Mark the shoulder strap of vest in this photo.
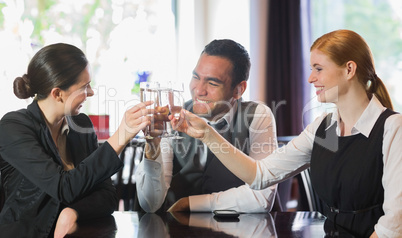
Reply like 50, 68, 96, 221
230, 100, 258, 155
238, 100, 258, 125
368, 108, 397, 138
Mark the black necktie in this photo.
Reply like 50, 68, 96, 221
210, 119, 227, 133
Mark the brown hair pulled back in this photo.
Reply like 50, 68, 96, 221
13, 43, 88, 100
311, 29, 393, 110
13, 74, 34, 99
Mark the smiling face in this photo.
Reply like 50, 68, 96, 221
189, 53, 238, 121
62, 66, 94, 115
308, 49, 349, 104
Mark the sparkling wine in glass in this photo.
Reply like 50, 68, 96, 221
157, 83, 172, 138
140, 81, 159, 140
169, 82, 185, 139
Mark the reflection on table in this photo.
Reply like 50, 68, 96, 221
66, 211, 329, 238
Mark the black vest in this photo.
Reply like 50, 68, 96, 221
163, 99, 257, 210
310, 109, 395, 237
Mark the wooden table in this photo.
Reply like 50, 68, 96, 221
66, 211, 328, 237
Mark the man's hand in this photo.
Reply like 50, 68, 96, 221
168, 197, 190, 212
54, 207, 78, 238
143, 106, 168, 160
144, 138, 161, 160
146, 105, 169, 138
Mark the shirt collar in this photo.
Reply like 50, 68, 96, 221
61, 118, 70, 135
327, 95, 386, 137
206, 98, 239, 126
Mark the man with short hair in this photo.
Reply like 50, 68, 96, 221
136, 39, 278, 213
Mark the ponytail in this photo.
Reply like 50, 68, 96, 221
369, 74, 393, 110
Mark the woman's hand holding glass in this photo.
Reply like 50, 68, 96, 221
169, 109, 210, 142
116, 101, 154, 142
106, 100, 153, 156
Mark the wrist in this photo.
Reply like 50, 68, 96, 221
145, 139, 161, 160
107, 132, 129, 155
200, 124, 214, 144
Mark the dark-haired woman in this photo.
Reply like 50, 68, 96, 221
171, 30, 402, 237
0, 43, 151, 238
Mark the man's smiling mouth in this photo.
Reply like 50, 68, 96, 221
196, 98, 211, 104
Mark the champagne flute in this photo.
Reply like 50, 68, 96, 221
169, 82, 185, 139
157, 82, 172, 138
140, 81, 159, 140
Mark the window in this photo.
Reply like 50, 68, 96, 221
0, 0, 251, 136
0, 0, 176, 133
310, 0, 402, 117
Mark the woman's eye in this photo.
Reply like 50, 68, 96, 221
81, 84, 89, 91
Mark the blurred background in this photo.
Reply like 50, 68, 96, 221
1, 0, 402, 136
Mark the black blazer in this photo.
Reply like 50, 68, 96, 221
0, 100, 123, 237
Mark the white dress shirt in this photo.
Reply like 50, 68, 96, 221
135, 101, 278, 213
251, 96, 402, 237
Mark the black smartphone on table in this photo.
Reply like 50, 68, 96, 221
213, 210, 240, 222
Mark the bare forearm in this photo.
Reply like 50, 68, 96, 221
106, 131, 128, 155
202, 126, 257, 184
